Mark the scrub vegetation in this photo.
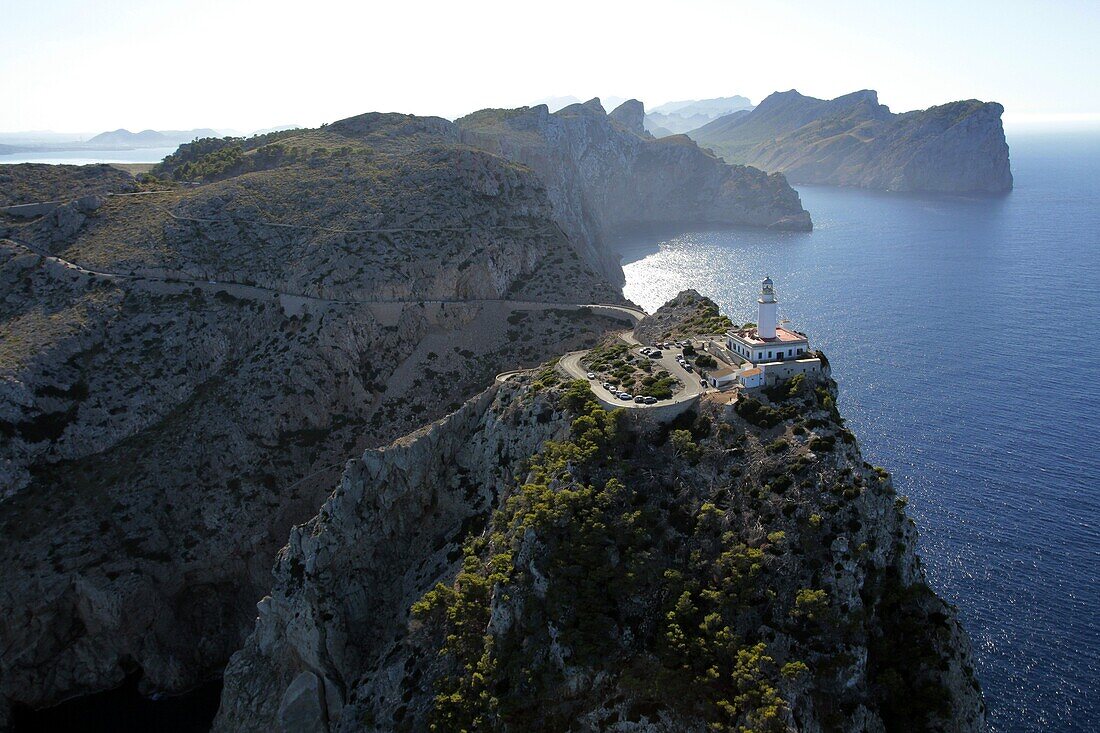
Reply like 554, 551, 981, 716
407, 373, 965, 731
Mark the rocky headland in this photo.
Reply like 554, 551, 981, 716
689, 90, 1013, 193
214, 295, 985, 732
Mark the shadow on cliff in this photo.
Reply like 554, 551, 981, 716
11, 675, 221, 733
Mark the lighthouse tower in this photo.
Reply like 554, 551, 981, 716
757, 277, 778, 339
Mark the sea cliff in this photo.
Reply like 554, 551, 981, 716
689, 90, 1013, 193
458, 98, 812, 284
215, 297, 985, 732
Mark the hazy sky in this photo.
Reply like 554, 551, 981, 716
3, 0, 1098, 133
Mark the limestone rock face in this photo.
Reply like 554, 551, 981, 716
458, 99, 812, 284
690, 90, 1013, 193
608, 99, 649, 137
214, 381, 571, 732
633, 288, 731, 343
213, 359, 986, 732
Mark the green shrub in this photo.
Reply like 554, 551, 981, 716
735, 396, 783, 428
670, 429, 698, 458
790, 588, 829, 622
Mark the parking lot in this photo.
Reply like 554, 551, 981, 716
558, 338, 709, 410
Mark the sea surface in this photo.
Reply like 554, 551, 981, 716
621, 129, 1100, 732
0, 147, 176, 165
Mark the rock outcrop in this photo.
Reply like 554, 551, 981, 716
457, 98, 812, 284
214, 380, 571, 732
633, 288, 734, 343
214, 299, 985, 731
689, 90, 1013, 193
608, 99, 649, 137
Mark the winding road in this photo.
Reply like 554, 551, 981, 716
0, 236, 646, 323
3, 226, 691, 413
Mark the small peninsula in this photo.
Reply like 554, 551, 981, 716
216, 287, 986, 732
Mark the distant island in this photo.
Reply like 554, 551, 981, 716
84, 128, 220, 148
687, 90, 1013, 193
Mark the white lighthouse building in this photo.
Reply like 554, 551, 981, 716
757, 276, 779, 339
724, 278, 820, 387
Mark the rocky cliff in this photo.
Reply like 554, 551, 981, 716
457, 99, 812, 284
214, 331, 985, 731
689, 90, 1013, 193
0, 113, 630, 724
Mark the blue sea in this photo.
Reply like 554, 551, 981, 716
621, 129, 1100, 732
0, 147, 176, 165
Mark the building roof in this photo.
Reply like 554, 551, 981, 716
710, 367, 737, 378
740, 367, 762, 377
728, 326, 808, 346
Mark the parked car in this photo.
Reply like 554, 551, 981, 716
649, 350, 663, 359
700, 379, 708, 387
586, 372, 596, 379
684, 365, 694, 373
640, 347, 651, 355
634, 395, 646, 403
644, 396, 657, 404
620, 393, 633, 401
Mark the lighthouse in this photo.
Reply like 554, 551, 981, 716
757, 276, 778, 339
725, 277, 820, 386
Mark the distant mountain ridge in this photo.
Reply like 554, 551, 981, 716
457, 97, 811, 281
86, 128, 220, 148
645, 95, 755, 136
689, 89, 1013, 193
